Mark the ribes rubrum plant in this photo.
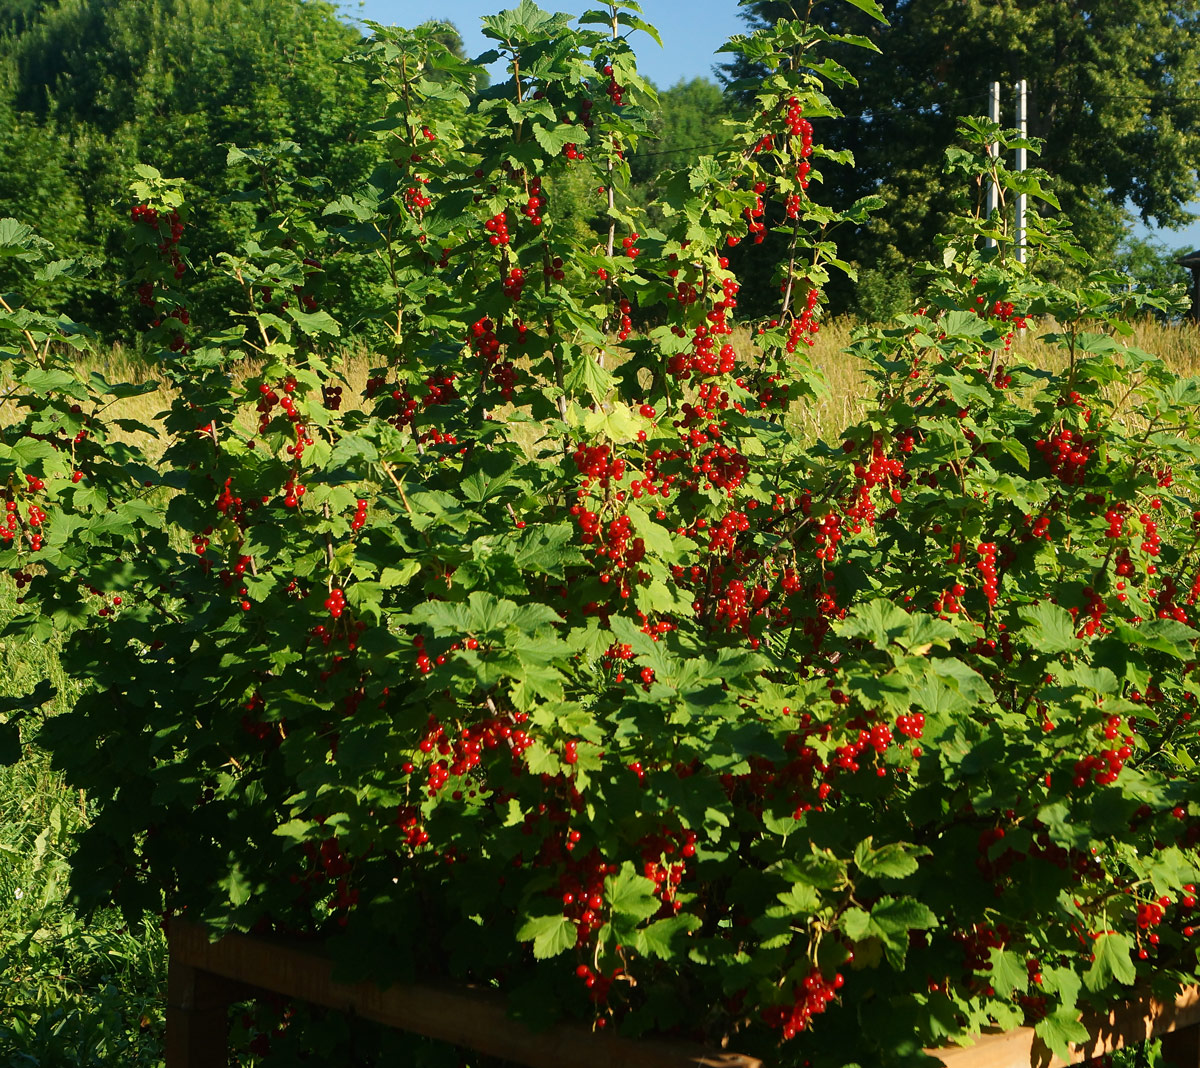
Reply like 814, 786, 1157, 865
4, 3, 1200, 1066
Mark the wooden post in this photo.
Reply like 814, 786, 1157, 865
1163, 1025, 1200, 1068
166, 956, 234, 1068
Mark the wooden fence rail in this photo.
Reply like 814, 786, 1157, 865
166, 920, 1200, 1068
167, 920, 759, 1068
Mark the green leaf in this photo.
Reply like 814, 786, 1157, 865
19, 368, 77, 394
1019, 601, 1083, 655
273, 819, 317, 842
219, 864, 255, 907
516, 913, 576, 959
776, 883, 821, 913
634, 914, 699, 959
532, 124, 576, 156
605, 861, 660, 921
327, 435, 379, 469
781, 849, 846, 890
987, 947, 1029, 998
1000, 437, 1029, 470
836, 0, 887, 23
870, 896, 937, 937
841, 907, 873, 942
563, 348, 613, 401
1035, 1008, 1089, 1063
285, 306, 341, 337
836, 601, 912, 650
853, 838, 929, 880
942, 309, 990, 337
616, 11, 663, 46
1083, 933, 1136, 991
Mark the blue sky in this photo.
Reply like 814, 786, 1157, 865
344, 0, 745, 89
342, 0, 1200, 253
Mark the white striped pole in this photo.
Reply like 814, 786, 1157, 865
1015, 79, 1027, 263
986, 81, 1000, 249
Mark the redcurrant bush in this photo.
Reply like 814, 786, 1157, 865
3, 6, 1200, 1068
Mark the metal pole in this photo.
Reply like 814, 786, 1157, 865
986, 81, 1000, 249
1015, 79, 1027, 263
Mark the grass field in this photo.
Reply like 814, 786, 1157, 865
2, 315, 1198, 1064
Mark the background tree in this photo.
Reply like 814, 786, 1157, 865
0, 0, 378, 338
630, 78, 730, 208
1112, 235, 1192, 310
723, 0, 1200, 316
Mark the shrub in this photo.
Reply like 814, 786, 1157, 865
4, 4, 1200, 1065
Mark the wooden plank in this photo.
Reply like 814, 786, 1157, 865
165, 956, 235, 1068
928, 985, 1200, 1068
168, 921, 761, 1068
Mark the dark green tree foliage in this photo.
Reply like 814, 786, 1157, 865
631, 78, 730, 192
0, 0, 378, 338
724, 0, 1200, 315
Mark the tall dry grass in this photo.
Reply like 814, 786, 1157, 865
8, 316, 1200, 449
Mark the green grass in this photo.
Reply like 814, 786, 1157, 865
0, 576, 168, 1066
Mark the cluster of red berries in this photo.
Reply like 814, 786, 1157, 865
406, 713, 530, 798
785, 288, 821, 351
712, 578, 769, 632
324, 588, 346, 619
762, 968, 844, 1040
521, 177, 546, 227
1139, 511, 1161, 558
484, 212, 510, 246
503, 266, 525, 301
603, 64, 622, 106
132, 203, 186, 279
405, 183, 432, 211
2, 498, 43, 551
1071, 715, 1133, 787
572, 441, 626, 486
694, 443, 749, 494
668, 325, 737, 381
1035, 429, 1092, 485
785, 95, 814, 188
813, 512, 843, 563
621, 231, 640, 258
557, 848, 615, 945
744, 182, 767, 243
705, 510, 750, 555
282, 477, 306, 509
640, 825, 696, 911
976, 542, 999, 607
616, 296, 632, 340
574, 963, 622, 1004
1075, 586, 1108, 637
292, 838, 359, 924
